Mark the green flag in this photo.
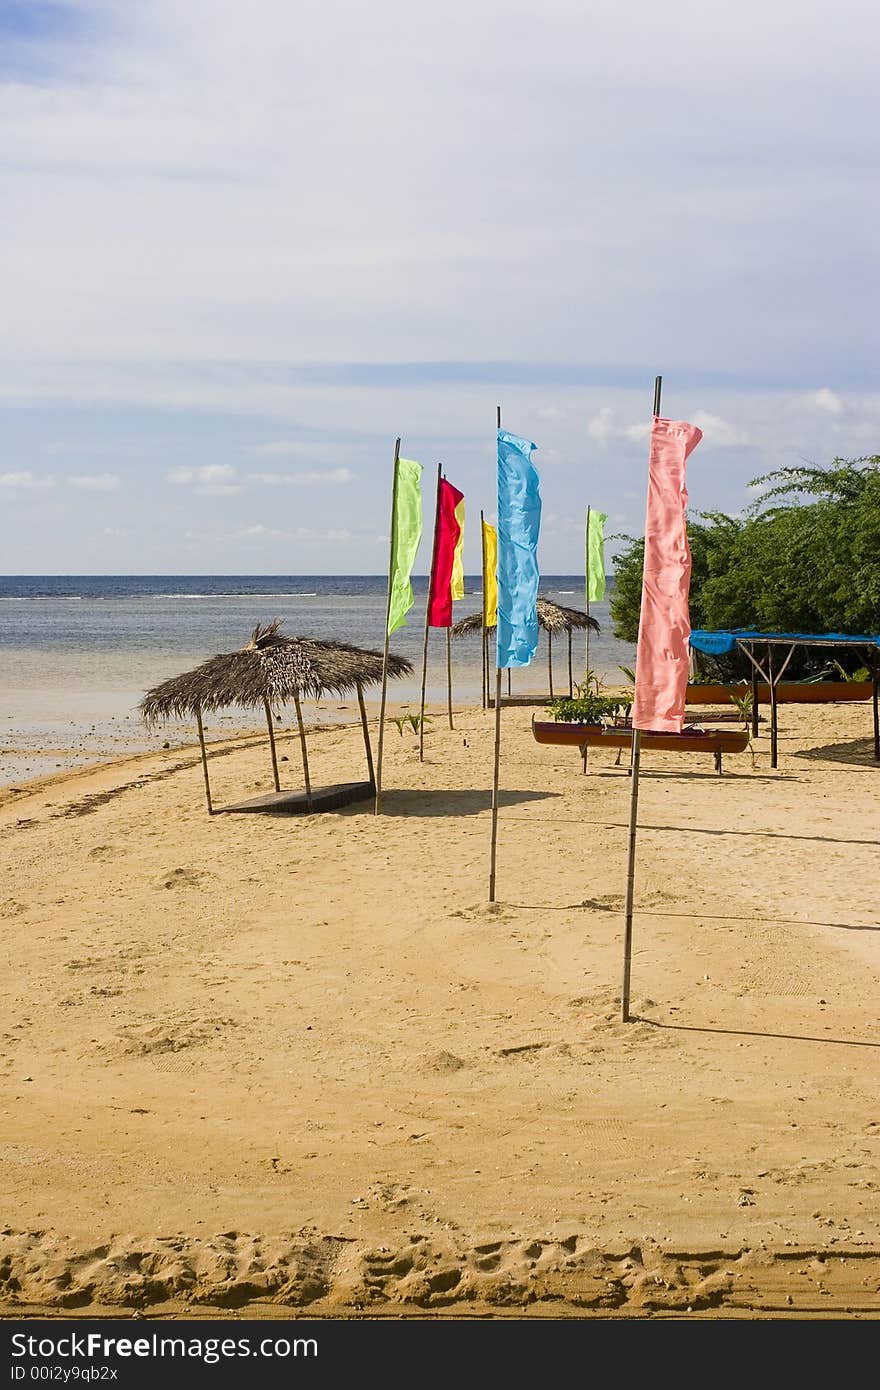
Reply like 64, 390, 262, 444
387, 456, 423, 635
586, 507, 608, 604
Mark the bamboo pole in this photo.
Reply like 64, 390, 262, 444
497, 405, 510, 702
488, 665, 503, 902
419, 463, 444, 762
621, 372, 662, 1023
548, 630, 554, 699
480, 508, 488, 709
292, 691, 311, 803
585, 505, 592, 679
446, 627, 454, 729
767, 643, 778, 769
195, 705, 213, 815
374, 437, 401, 814
356, 682, 375, 789
263, 696, 281, 792
568, 628, 573, 698
583, 506, 592, 775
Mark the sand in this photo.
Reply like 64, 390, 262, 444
1, 695, 879, 1320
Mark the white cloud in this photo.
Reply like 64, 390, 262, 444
69, 472, 122, 490
691, 412, 748, 447
167, 463, 242, 495
586, 408, 650, 445
0, 471, 55, 489
807, 388, 844, 415
248, 468, 355, 486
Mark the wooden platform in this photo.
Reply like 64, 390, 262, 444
219, 781, 375, 815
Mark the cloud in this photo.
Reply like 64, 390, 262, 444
0, 470, 55, 489
167, 463, 242, 495
690, 412, 748, 447
806, 388, 844, 415
68, 472, 122, 490
248, 468, 355, 486
586, 408, 650, 445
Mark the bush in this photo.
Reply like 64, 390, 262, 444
610, 456, 880, 680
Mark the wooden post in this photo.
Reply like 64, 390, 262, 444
497, 405, 511, 702
292, 692, 311, 803
195, 705, 213, 815
567, 628, 573, 698
480, 508, 488, 709
446, 627, 454, 729
356, 682, 375, 789
548, 629, 554, 699
621, 372, 662, 1023
374, 437, 400, 814
419, 463, 443, 762
585, 504, 592, 680
751, 664, 759, 739
873, 663, 880, 762
263, 695, 281, 792
488, 665, 503, 901
767, 643, 778, 769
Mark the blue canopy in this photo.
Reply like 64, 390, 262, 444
689, 629, 880, 656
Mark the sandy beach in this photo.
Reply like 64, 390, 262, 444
1, 694, 878, 1320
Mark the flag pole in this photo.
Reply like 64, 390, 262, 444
374, 436, 401, 815
480, 508, 488, 709
585, 505, 592, 679
583, 505, 591, 772
419, 463, 443, 761
621, 375, 661, 1021
497, 404, 511, 701
488, 664, 503, 902
446, 628, 454, 729
488, 408, 504, 901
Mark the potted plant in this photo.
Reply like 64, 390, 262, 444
545, 669, 630, 727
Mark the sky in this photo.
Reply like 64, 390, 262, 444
1, 0, 877, 575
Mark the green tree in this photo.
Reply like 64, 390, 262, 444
611, 456, 880, 679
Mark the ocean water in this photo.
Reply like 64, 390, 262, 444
0, 575, 636, 787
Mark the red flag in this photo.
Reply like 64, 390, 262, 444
631, 416, 703, 733
427, 479, 465, 627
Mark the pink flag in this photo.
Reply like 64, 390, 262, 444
631, 416, 703, 733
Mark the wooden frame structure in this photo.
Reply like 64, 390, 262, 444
690, 634, 880, 769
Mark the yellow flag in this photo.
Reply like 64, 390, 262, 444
482, 519, 498, 628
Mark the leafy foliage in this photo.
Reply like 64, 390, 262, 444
546, 669, 632, 725
611, 456, 880, 680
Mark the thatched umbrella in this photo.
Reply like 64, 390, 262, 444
140, 620, 412, 813
452, 596, 600, 698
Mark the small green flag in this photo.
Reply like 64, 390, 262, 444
586, 508, 607, 604
387, 456, 423, 635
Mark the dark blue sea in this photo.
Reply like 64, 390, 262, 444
0, 575, 635, 786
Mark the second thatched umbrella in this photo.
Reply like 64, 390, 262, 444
452, 596, 600, 700
139, 620, 412, 814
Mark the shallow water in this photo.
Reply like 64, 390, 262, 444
0, 575, 636, 786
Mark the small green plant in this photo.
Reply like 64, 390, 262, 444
831, 660, 870, 683
727, 687, 757, 767
391, 713, 432, 736
547, 673, 629, 726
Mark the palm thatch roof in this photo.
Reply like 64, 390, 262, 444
452, 596, 600, 639
140, 619, 412, 726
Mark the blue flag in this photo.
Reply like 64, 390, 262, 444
496, 429, 541, 669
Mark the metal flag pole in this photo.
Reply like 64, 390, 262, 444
374, 437, 401, 815
621, 374, 662, 1023
419, 463, 444, 762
